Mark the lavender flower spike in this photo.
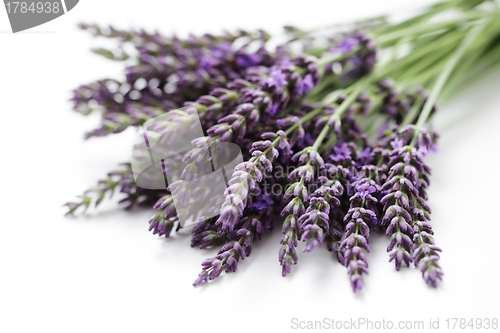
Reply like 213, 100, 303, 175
381, 143, 417, 271
382, 125, 443, 286
340, 173, 380, 292
216, 131, 290, 234
193, 213, 265, 285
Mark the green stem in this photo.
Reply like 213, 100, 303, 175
440, 26, 500, 102
375, 28, 466, 81
378, 11, 486, 47
284, 107, 324, 136
374, 0, 461, 35
400, 95, 425, 128
441, 45, 500, 103
411, 17, 491, 145
318, 47, 360, 66
312, 82, 366, 152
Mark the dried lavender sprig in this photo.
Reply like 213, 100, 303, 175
325, 144, 370, 268
317, 92, 387, 291
148, 194, 180, 237
292, 147, 327, 252
380, 141, 417, 271
279, 146, 324, 275
339, 183, 373, 292
189, 132, 284, 247
411, 198, 443, 287
193, 179, 279, 284
216, 130, 291, 233
193, 212, 265, 285
376, 20, 487, 283
409, 157, 443, 287
339, 161, 385, 292
279, 214, 299, 276
64, 163, 166, 214
300, 188, 334, 252
274, 106, 321, 275
77, 23, 270, 55
381, 124, 443, 286
190, 217, 226, 249
318, 164, 348, 256
403, 125, 443, 286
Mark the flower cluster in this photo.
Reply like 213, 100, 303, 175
381, 125, 443, 286
279, 146, 325, 275
66, 2, 499, 292
73, 24, 279, 139
339, 164, 381, 292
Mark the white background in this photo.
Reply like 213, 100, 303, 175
1, 1, 499, 332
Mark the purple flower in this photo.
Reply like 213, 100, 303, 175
190, 218, 224, 249
210, 42, 231, 58
264, 67, 288, 88
279, 147, 326, 274
295, 74, 314, 95
235, 53, 262, 67
269, 103, 280, 116
330, 143, 351, 162
200, 56, 219, 69
338, 161, 385, 292
356, 147, 371, 166
193, 214, 265, 285
418, 145, 429, 157
381, 126, 443, 285
326, 32, 377, 84
329, 37, 360, 54
252, 194, 274, 211
390, 137, 404, 149
299, 195, 333, 253
72, 24, 278, 139
355, 182, 376, 199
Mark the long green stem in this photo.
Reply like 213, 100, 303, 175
411, 18, 491, 145
375, 28, 466, 80
400, 96, 425, 128
374, 0, 462, 35
441, 43, 500, 103
378, 11, 485, 46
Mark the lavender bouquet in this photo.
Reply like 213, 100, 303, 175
65, 0, 500, 292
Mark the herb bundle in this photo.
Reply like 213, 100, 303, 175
65, 0, 500, 291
